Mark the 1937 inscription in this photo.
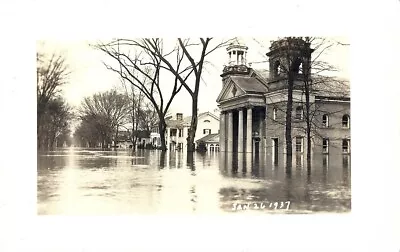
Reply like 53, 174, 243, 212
232, 201, 291, 211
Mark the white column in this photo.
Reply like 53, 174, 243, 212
183, 127, 188, 150
246, 107, 252, 153
227, 111, 233, 152
238, 109, 244, 153
220, 112, 226, 152
167, 128, 170, 150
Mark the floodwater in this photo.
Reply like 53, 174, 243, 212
37, 148, 351, 215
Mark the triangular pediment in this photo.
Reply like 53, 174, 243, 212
216, 78, 245, 102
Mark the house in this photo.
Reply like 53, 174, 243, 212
217, 37, 350, 159
196, 133, 220, 152
114, 130, 152, 149
150, 111, 220, 151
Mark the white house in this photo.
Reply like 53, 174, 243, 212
195, 133, 220, 152
151, 111, 220, 151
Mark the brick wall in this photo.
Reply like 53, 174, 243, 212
265, 99, 350, 156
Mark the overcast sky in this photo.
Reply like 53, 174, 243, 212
37, 37, 350, 116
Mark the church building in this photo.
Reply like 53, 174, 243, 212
217, 37, 350, 163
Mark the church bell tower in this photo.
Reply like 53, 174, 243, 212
220, 38, 250, 79
266, 37, 314, 90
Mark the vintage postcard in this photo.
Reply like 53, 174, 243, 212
37, 36, 351, 215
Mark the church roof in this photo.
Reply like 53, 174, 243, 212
230, 76, 268, 94
251, 69, 269, 80
250, 69, 350, 98
218, 67, 350, 103
312, 75, 350, 98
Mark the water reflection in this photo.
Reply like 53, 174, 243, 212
38, 148, 351, 214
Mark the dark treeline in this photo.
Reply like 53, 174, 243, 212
37, 51, 73, 150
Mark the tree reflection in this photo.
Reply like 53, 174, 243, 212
187, 153, 195, 171
159, 151, 166, 169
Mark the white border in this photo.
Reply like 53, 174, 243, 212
1, 0, 400, 251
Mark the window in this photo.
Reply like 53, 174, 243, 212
322, 138, 329, 153
295, 106, 303, 120
342, 139, 350, 153
176, 113, 183, 120
203, 120, 210, 123
273, 107, 277, 120
210, 144, 214, 152
295, 136, 303, 153
322, 114, 329, 127
292, 58, 302, 74
273, 60, 281, 77
203, 129, 211, 135
215, 144, 220, 152
342, 115, 350, 128
178, 129, 183, 137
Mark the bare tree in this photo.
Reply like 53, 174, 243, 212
255, 37, 349, 168
94, 39, 189, 151
37, 50, 71, 150
299, 37, 349, 168
143, 38, 232, 152
37, 52, 70, 119
79, 89, 131, 148
38, 97, 72, 149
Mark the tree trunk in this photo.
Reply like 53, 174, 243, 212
158, 118, 167, 151
285, 72, 294, 168
305, 80, 312, 169
306, 85, 311, 169
114, 125, 119, 149
187, 97, 198, 152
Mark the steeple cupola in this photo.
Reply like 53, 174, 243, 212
266, 37, 314, 82
221, 38, 250, 78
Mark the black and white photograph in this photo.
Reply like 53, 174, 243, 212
1, 0, 400, 251
37, 37, 351, 215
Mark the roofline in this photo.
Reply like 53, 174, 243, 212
315, 96, 350, 102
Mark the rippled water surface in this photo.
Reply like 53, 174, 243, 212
37, 148, 351, 215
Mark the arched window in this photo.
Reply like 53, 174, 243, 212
203, 120, 210, 123
215, 144, 220, 152
273, 60, 281, 77
295, 106, 303, 120
273, 107, 277, 120
210, 144, 214, 152
342, 115, 350, 128
322, 138, 329, 153
322, 114, 329, 127
292, 58, 302, 74
342, 139, 350, 153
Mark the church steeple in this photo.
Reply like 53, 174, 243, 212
266, 37, 314, 82
221, 38, 250, 78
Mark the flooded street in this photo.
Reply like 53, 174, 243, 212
37, 148, 351, 215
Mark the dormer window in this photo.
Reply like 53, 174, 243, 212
176, 113, 183, 120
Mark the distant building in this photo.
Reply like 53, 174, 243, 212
217, 37, 350, 159
196, 133, 220, 152
114, 130, 151, 149
151, 111, 220, 151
